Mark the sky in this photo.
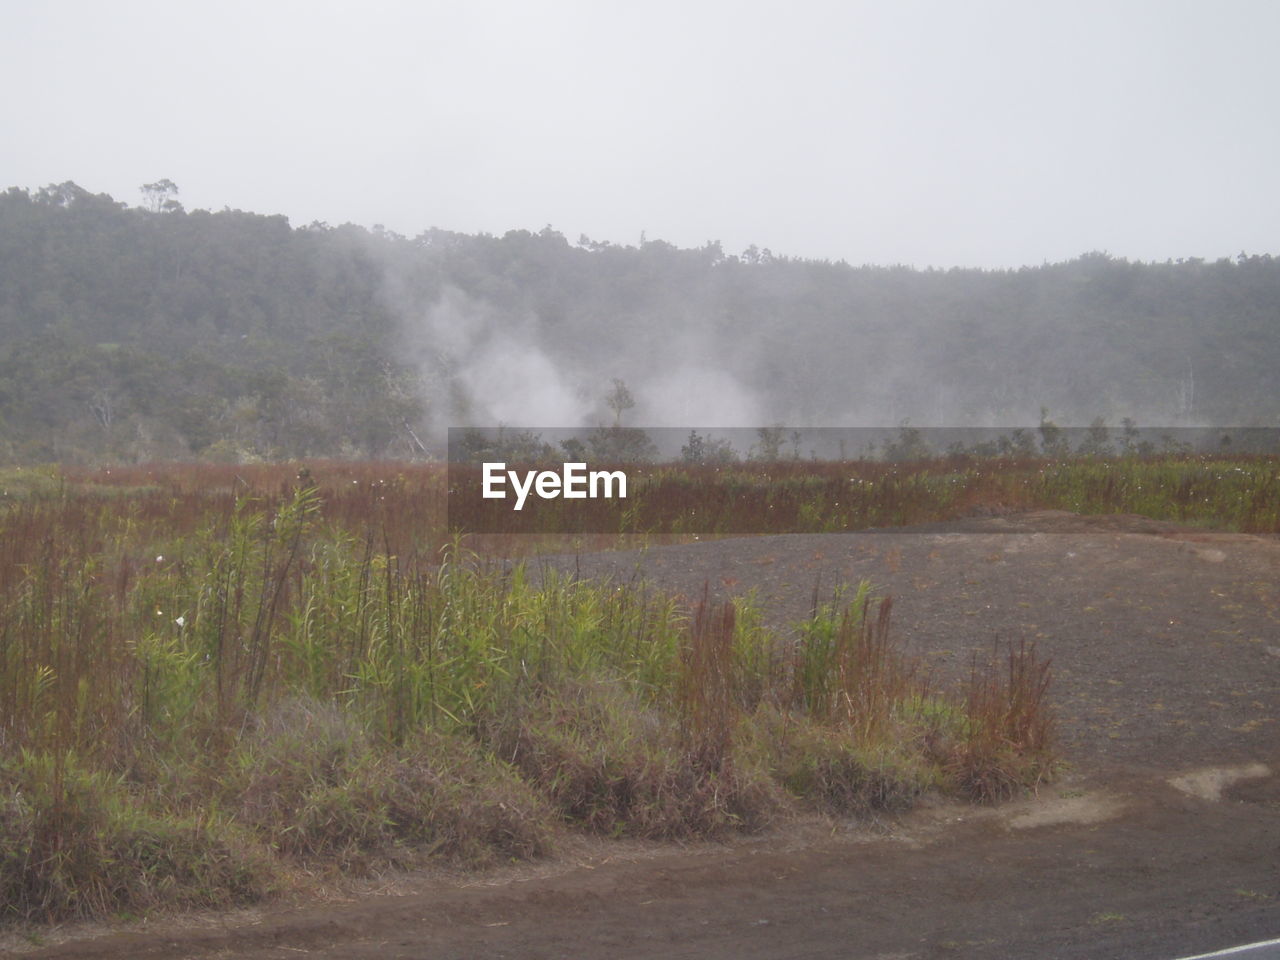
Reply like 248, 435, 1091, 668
4, 0, 1279, 268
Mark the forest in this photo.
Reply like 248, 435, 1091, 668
1, 180, 1278, 464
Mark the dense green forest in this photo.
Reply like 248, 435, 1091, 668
1, 181, 1277, 463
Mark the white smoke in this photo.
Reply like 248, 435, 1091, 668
405, 286, 590, 433
635, 364, 764, 427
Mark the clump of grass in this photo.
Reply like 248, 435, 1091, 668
480, 679, 782, 839
755, 592, 957, 814
230, 698, 552, 872
791, 586, 918, 738
0, 751, 272, 923
947, 641, 1057, 802
746, 707, 935, 815
678, 594, 737, 772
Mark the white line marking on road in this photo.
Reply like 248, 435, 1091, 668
1176, 936, 1280, 959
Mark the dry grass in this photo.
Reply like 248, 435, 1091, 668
0, 461, 1068, 924
947, 641, 1057, 803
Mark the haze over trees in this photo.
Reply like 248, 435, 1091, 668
1, 181, 1277, 463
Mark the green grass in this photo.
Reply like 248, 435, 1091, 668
14, 454, 1226, 923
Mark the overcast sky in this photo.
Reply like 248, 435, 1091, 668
5, 0, 1278, 268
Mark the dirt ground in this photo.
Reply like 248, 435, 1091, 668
8, 512, 1280, 959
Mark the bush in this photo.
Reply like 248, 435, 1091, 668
481, 680, 783, 838
0, 751, 272, 922
746, 708, 934, 815
230, 698, 553, 872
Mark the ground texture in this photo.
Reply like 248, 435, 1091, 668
9, 512, 1280, 959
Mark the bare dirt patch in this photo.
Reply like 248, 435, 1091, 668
545, 511, 1280, 772
1169, 763, 1272, 802
1003, 790, 1126, 830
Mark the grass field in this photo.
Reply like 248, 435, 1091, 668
3, 452, 1274, 923
447, 454, 1280, 535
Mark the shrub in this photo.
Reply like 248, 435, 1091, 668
0, 751, 272, 922
481, 679, 783, 838
230, 698, 552, 872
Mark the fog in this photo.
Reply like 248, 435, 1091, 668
415, 287, 586, 426
5, 1, 1280, 269
396, 282, 767, 431
4, 1, 1279, 460
375, 236, 1273, 437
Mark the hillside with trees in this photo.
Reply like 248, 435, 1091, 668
1, 181, 1277, 463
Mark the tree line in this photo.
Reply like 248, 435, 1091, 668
1, 181, 1277, 463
